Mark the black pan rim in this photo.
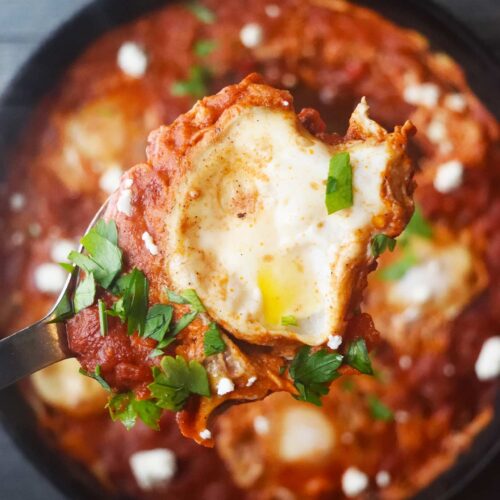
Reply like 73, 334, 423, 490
0, 1, 499, 499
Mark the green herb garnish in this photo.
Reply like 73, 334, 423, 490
171, 66, 210, 99
204, 323, 226, 356
98, 299, 108, 336
368, 395, 394, 421
148, 355, 210, 411
180, 289, 206, 313
171, 311, 198, 336
108, 392, 161, 431
325, 152, 353, 215
186, 2, 216, 23
120, 268, 149, 336
281, 315, 298, 326
379, 252, 418, 281
400, 206, 433, 244
73, 273, 96, 313
166, 289, 190, 305
289, 347, 343, 405
371, 234, 397, 258
345, 338, 373, 375
50, 292, 74, 323
194, 39, 217, 57
79, 365, 110, 392
144, 304, 174, 341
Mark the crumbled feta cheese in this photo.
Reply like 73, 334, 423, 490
117, 180, 133, 216
199, 428, 212, 440
129, 448, 176, 490
246, 376, 257, 387
99, 165, 123, 194
34, 263, 67, 294
253, 415, 270, 435
475, 336, 500, 381
444, 93, 467, 113
376, 470, 391, 488
9, 193, 26, 212
403, 83, 440, 108
265, 4, 281, 17
327, 335, 343, 350
342, 467, 369, 497
117, 42, 148, 78
443, 363, 455, 377
319, 87, 335, 104
426, 115, 453, 154
282, 100, 290, 107
216, 377, 235, 395
399, 355, 412, 370
281, 73, 297, 88
433, 160, 464, 193
50, 239, 77, 263
142, 231, 159, 256
240, 23, 263, 48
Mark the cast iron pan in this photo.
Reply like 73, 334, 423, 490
0, 1, 499, 499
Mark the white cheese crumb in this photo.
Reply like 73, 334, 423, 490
216, 377, 235, 395
117, 179, 133, 216
253, 415, 270, 435
475, 336, 500, 381
376, 470, 391, 488
327, 335, 343, 350
9, 193, 26, 212
399, 355, 413, 370
246, 376, 257, 387
117, 42, 148, 78
265, 4, 281, 17
444, 93, 467, 113
342, 467, 369, 497
427, 116, 447, 143
282, 100, 290, 107
433, 160, 464, 193
129, 448, 176, 490
443, 363, 455, 377
142, 231, 159, 256
319, 87, 335, 104
240, 23, 264, 48
99, 165, 123, 194
403, 83, 440, 108
34, 263, 67, 294
50, 239, 77, 263
199, 428, 212, 440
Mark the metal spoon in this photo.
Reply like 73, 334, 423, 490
0, 200, 109, 390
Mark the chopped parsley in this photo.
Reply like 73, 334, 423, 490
180, 289, 206, 313
50, 292, 74, 323
204, 323, 226, 356
194, 39, 217, 57
400, 205, 433, 244
79, 365, 110, 392
144, 304, 174, 341
378, 251, 418, 281
171, 66, 211, 99
73, 273, 96, 313
371, 234, 397, 258
108, 392, 161, 431
289, 347, 343, 405
281, 315, 298, 327
367, 395, 394, 421
186, 2, 216, 23
325, 152, 353, 215
345, 338, 373, 375
98, 299, 108, 336
119, 269, 149, 336
148, 355, 210, 411
171, 311, 198, 336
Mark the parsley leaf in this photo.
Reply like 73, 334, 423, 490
171, 66, 210, 99
368, 395, 394, 421
166, 288, 190, 305
171, 311, 198, 336
79, 365, 110, 392
98, 299, 108, 336
180, 289, 206, 313
379, 251, 418, 281
400, 206, 433, 244
73, 273, 96, 313
50, 292, 74, 323
93, 219, 118, 245
371, 234, 397, 258
144, 304, 174, 341
281, 315, 298, 326
325, 152, 353, 215
148, 355, 210, 411
194, 39, 217, 57
204, 323, 226, 356
289, 347, 343, 405
121, 269, 149, 336
108, 392, 161, 431
106, 297, 126, 322
345, 338, 373, 375
186, 2, 216, 23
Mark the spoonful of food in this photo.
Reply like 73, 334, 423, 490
0, 74, 415, 446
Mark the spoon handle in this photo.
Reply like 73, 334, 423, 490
0, 319, 70, 390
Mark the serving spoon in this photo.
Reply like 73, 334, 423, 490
0, 200, 110, 390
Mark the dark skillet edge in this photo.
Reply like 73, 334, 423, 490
0, 1, 499, 499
